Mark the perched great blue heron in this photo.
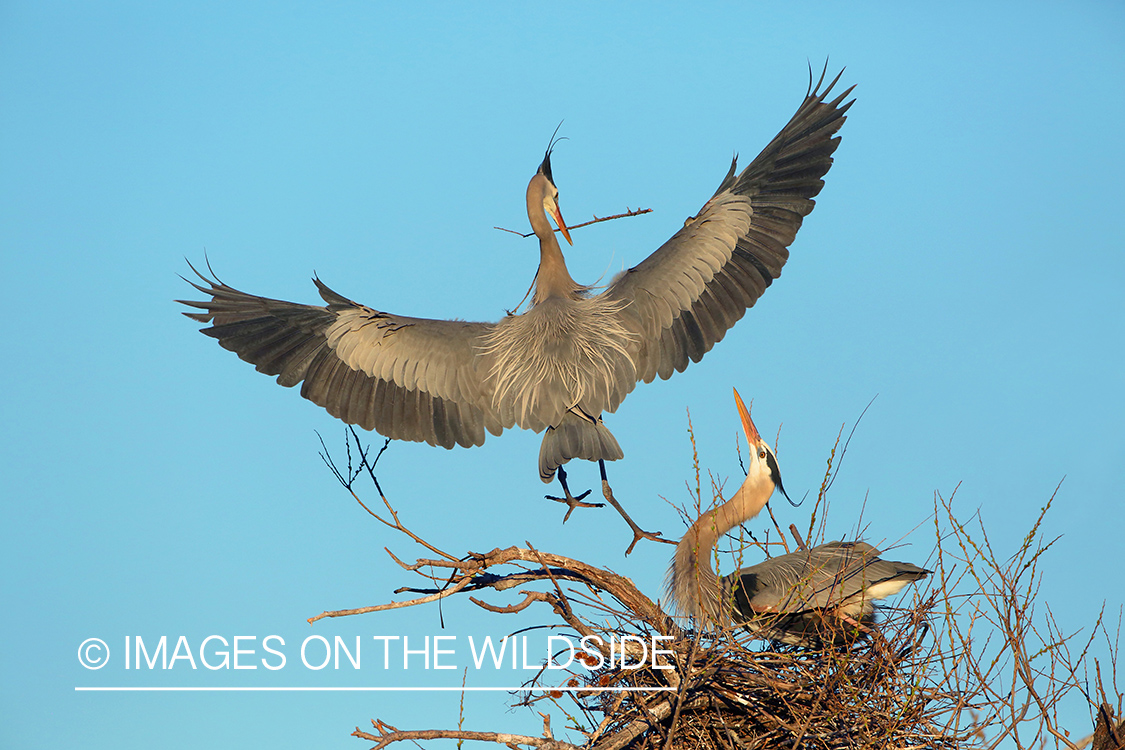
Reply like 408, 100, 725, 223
668, 390, 930, 645
181, 69, 853, 554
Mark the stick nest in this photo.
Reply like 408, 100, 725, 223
584, 612, 946, 750
318, 430, 1120, 750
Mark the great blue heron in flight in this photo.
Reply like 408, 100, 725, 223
180, 69, 853, 554
668, 390, 930, 645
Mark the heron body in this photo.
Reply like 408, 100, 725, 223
724, 541, 929, 644
181, 71, 853, 543
668, 390, 929, 645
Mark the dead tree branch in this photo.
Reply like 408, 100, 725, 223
355, 718, 582, 750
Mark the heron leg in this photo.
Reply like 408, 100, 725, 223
545, 465, 603, 523
599, 461, 676, 555
836, 612, 874, 639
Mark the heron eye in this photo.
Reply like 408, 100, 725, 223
758, 450, 766, 459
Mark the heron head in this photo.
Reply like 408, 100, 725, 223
531, 153, 572, 246
733, 388, 790, 503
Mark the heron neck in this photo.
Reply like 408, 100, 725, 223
670, 474, 774, 623
532, 229, 579, 303
525, 186, 579, 303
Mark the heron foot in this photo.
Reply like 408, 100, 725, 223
595, 460, 675, 555
545, 489, 603, 522
600, 478, 675, 555
546, 465, 604, 523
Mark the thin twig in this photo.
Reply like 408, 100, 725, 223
494, 207, 652, 238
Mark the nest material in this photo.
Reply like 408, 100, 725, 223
323, 433, 1118, 750
565, 607, 949, 750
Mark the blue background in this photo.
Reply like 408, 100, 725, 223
2, 2, 1123, 747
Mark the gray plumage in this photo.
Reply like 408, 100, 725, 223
180, 70, 853, 485
724, 541, 930, 645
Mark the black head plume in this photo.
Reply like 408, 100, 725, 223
764, 450, 792, 505
539, 121, 567, 184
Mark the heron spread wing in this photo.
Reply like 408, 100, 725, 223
180, 266, 508, 449
606, 69, 855, 384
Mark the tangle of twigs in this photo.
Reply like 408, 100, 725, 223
314, 428, 1122, 750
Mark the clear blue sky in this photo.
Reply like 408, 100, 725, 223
2, 2, 1123, 748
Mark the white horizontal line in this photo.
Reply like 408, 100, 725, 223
75, 686, 674, 692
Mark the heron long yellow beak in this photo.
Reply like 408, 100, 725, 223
733, 388, 761, 443
548, 201, 573, 246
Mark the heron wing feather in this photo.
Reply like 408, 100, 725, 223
180, 268, 507, 449
734, 541, 926, 613
606, 71, 854, 384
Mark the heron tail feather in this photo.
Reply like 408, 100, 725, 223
538, 411, 623, 483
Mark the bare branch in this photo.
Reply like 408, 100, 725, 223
307, 575, 473, 624
354, 719, 582, 750
494, 207, 652, 238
